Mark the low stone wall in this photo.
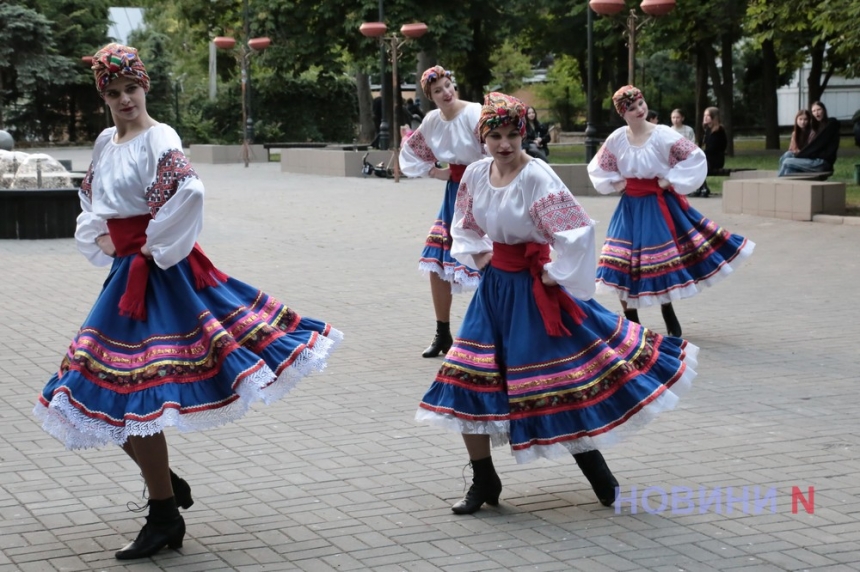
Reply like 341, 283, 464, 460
190, 144, 267, 164
722, 178, 845, 221
281, 149, 394, 178
548, 164, 599, 196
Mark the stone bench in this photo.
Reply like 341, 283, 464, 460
0, 188, 81, 239
722, 177, 845, 221
281, 148, 393, 177
190, 144, 267, 164
548, 164, 599, 197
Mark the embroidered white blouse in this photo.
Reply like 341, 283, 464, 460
75, 124, 203, 270
587, 125, 707, 195
451, 157, 597, 300
399, 102, 485, 177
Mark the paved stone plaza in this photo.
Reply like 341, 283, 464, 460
1, 151, 858, 571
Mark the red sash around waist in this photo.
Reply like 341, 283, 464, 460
624, 178, 689, 243
106, 214, 228, 321
449, 164, 467, 183
490, 242, 585, 337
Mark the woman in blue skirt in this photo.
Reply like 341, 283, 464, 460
416, 92, 698, 515
400, 66, 485, 358
587, 86, 754, 336
33, 44, 341, 559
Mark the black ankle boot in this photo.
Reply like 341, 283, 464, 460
116, 497, 185, 560
573, 450, 619, 507
170, 470, 194, 510
661, 303, 682, 337
623, 309, 639, 324
452, 456, 503, 515
422, 321, 453, 358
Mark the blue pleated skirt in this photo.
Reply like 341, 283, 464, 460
35, 254, 341, 449
596, 193, 754, 308
416, 265, 697, 464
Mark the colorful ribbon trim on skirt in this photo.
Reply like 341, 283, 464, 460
624, 178, 689, 243
448, 164, 467, 183
490, 242, 586, 336
106, 214, 228, 321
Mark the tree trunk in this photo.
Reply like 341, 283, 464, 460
355, 70, 374, 144
761, 39, 780, 150
807, 44, 824, 104
695, 46, 709, 145
417, 51, 435, 113
719, 33, 734, 156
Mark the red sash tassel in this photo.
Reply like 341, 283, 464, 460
490, 242, 586, 337
624, 178, 688, 243
106, 214, 228, 321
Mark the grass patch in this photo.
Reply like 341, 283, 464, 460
548, 136, 860, 208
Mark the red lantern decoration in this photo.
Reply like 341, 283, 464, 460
400, 23, 428, 39
640, 0, 676, 16
213, 36, 237, 50
247, 37, 271, 51
359, 22, 387, 38
589, 0, 625, 15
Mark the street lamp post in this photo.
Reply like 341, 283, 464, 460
360, 20, 428, 183
213, 35, 271, 167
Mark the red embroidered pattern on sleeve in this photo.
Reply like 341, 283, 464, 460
669, 137, 699, 168
597, 147, 619, 172
454, 182, 484, 235
144, 149, 198, 216
529, 191, 591, 245
81, 162, 94, 200
406, 130, 437, 163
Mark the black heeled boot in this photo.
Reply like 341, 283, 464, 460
573, 450, 619, 507
422, 321, 453, 358
170, 470, 194, 510
116, 497, 185, 560
451, 456, 503, 515
661, 303, 682, 337
623, 309, 640, 324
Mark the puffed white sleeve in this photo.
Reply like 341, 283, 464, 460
529, 185, 597, 300
587, 133, 625, 195
665, 134, 707, 195
142, 125, 204, 270
74, 161, 112, 266
399, 123, 438, 178
450, 175, 492, 269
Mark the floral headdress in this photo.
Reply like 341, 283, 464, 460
92, 43, 150, 97
420, 65, 452, 100
612, 85, 643, 116
478, 92, 527, 141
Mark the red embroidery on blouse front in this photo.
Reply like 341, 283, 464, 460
144, 149, 198, 216
529, 191, 591, 245
454, 182, 484, 235
406, 130, 437, 163
80, 162, 95, 200
597, 146, 619, 173
669, 137, 699, 168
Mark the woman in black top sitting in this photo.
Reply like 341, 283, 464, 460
523, 106, 550, 162
778, 101, 839, 177
693, 106, 727, 197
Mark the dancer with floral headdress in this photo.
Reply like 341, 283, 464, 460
400, 65, 485, 358
33, 43, 342, 560
416, 92, 699, 515
588, 86, 754, 336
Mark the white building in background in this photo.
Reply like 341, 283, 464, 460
777, 66, 860, 125
107, 7, 145, 45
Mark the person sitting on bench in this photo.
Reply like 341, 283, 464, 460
778, 101, 839, 177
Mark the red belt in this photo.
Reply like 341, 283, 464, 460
490, 242, 585, 337
624, 178, 688, 243
106, 214, 228, 321
449, 164, 467, 183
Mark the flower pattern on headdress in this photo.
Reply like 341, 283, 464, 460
92, 43, 150, 97
612, 85, 643, 116
478, 92, 526, 141
420, 65, 452, 100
